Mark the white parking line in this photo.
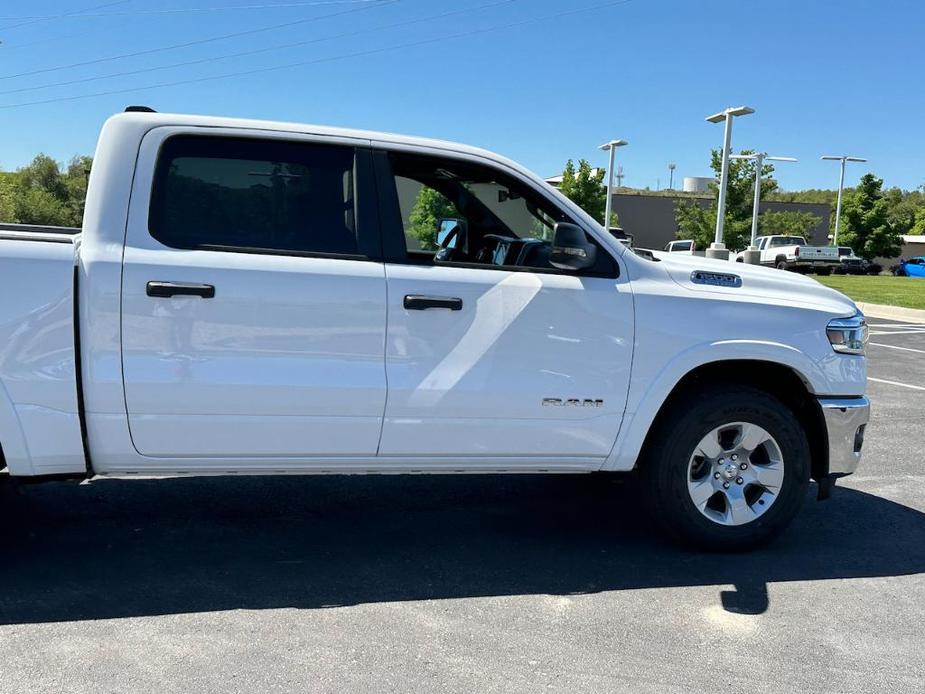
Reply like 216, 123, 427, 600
868, 377, 925, 391
869, 342, 925, 354
869, 329, 925, 336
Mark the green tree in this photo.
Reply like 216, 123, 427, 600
879, 185, 923, 239
767, 189, 838, 205
0, 153, 92, 227
839, 174, 903, 258
758, 210, 822, 238
675, 150, 776, 250
559, 159, 610, 225
0, 173, 17, 223
18, 154, 68, 200
910, 207, 925, 235
673, 200, 716, 250
64, 155, 92, 225
407, 186, 458, 250
14, 187, 72, 226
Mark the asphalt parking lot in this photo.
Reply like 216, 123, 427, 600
1, 319, 923, 694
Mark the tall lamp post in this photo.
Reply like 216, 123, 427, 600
821, 155, 867, 246
668, 162, 676, 190
599, 139, 628, 233
729, 153, 798, 264
705, 106, 754, 259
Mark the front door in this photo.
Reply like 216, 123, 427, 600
120, 131, 387, 460
374, 149, 634, 463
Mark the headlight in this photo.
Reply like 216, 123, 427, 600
827, 313, 868, 355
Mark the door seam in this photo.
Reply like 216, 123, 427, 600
375, 263, 391, 456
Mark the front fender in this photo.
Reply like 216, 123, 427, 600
604, 339, 825, 472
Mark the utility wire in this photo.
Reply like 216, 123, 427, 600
0, 0, 396, 81
0, 1, 384, 21
0, 0, 634, 110
0, 0, 130, 33
0, 0, 521, 96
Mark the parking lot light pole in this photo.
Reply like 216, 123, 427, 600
730, 153, 798, 264
599, 139, 628, 233
822, 155, 867, 247
705, 106, 754, 259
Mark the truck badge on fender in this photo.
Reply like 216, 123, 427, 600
542, 398, 604, 408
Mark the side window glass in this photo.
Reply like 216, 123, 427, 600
150, 136, 358, 256
395, 176, 461, 252
386, 152, 615, 276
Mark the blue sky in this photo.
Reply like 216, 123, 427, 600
0, 0, 922, 192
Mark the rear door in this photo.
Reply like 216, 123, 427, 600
373, 148, 634, 465
120, 129, 387, 460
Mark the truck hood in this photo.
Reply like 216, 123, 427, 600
650, 251, 859, 316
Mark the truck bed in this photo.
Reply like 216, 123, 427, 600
0, 232, 85, 476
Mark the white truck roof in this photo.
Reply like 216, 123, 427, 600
86, 109, 605, 250
104, 109, 523, 172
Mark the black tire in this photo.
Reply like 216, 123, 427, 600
640, 385, 810, 551
815, 267, 832, 276
775, 258, 788, 270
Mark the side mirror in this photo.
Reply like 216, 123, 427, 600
549, 222, 597, 270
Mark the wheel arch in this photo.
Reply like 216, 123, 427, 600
643, 361, 827, 481
607, 357, 828, 482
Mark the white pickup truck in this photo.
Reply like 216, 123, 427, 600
0, 109, 870, 550
738, 235, 841, 274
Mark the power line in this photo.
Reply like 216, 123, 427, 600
0, 1, 383, 21
0, 0, 521, 97
0, 0, 130, 33
0, 0, 395, 81
0, 0, 634, 111
1, 16, 138, 52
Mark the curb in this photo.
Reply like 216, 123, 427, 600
856, 302, 925, 324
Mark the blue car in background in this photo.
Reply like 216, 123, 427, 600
895, 256, 925, 277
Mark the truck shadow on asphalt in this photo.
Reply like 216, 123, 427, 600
1, 474, 922, 624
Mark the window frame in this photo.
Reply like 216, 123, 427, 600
147, 134, 381, 261
371, 148, 619, 279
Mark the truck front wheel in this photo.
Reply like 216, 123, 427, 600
641, 386, 810, 551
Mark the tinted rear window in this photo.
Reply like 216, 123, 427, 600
149, 136, 358, 256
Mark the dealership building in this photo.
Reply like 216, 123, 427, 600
544, 177, 831, 251
608, 190, 831, 250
